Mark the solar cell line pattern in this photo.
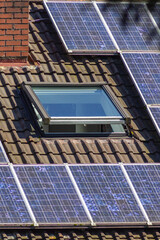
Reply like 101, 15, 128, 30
149, 107, 160, 129
122, 53, 160, 105
70, 165, 145, 223
98, 3, 160, 51
46, 2, 116, 52
14, 166, 89, 224
125, 165, 160, 222
0, 166, 32, 224
0, 142, 7, 163
150, 4, 160, 27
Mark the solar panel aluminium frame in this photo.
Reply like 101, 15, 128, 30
0, 141, 9, 164
68, 163, 150, 227
97, 2, 160, 53
0, 165, 34, 227
13, 164, 91, 228
43, 0, 118, 55
120, 52, 160, 137
1, 163, 160, 228
147, 105, 160, 136
123, 163, 160, 226
144, 3, 160, 38
21, 82, 130, 126
120, 52, 149, 107
12, 163, 153, 228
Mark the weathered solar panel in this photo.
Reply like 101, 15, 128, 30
148, 106, 160, 130
45, 2, 116, 53
125, 164, 160, 222
98, 3, 160, 51
70, 165, 145, 223
0, 166, 32, 224
122, 53, 160, 105
0, 142, 8, 163
150, 4, 160, 27
14, 166, 89, 224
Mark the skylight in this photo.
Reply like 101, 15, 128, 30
32, 87, 121, 118
22, 83, 128, 135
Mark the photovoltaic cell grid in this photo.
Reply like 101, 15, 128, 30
122, 53, 160, 105
125, 165, 160, 222
70, 165, 145, 223
46, 2, 116, 52
0, 166, 31, 224
14, 166, 89, 224
0, 142, 7, 163
150, 4, 160, 27
148, 107, 160, 129
98, 3, 160, 51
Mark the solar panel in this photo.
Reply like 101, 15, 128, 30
44, 2, 116, 53
150, 4, 160, 27
0, 142, 8, 163
70, 165, 145, 223
14, 165, 89, 224
97, 3, 160, 51
148, 106, 160, 130
0, 166, 32, 224
122, 53, 160, 105
125, 164, 160, 222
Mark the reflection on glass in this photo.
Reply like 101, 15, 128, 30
32, 87, 121, 117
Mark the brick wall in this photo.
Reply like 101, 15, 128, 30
0, 0, 29, 62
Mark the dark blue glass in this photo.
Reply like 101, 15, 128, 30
98, 3, 160, 51
46, 2, 115, 51
15, 166, 89, 224
125, 165, 160, 222
0, 142, 7, 163
0, 166, 31, 223
70, 165, 145, 223
149, 107, 160, 128
123, 53, 160, 105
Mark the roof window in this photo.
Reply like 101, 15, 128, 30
22, 83, 129, 136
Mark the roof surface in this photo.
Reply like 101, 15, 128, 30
0, 0, 159, 164
0, 0, 160, 238
1, 229, 160, 240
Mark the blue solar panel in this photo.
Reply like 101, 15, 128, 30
70, 165, 145, 223
122, 53, 160, 105
125, 164, 160, 222
45, 2, 116, 53
0, 142, 8, 163
98, 3, 160, 51
149, 106, 160, 129
14, 166, 89, 224
150, 4, 160, 27
0, 166, 31, 224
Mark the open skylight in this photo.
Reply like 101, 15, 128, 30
22, 83, 129, 135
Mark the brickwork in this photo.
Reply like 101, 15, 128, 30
0, 0, 29, 62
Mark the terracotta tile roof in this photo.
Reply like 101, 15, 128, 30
0, 0, 159, 237
0, 0, 158, 164
0, 229, 160, 240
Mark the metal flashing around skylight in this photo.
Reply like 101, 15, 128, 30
43, 0, 117, 55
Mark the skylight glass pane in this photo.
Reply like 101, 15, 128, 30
32, 87, 121, 118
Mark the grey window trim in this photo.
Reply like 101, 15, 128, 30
21, 82, 130, 131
